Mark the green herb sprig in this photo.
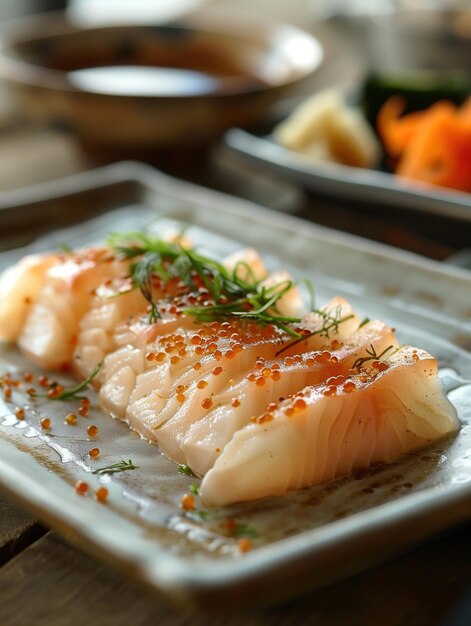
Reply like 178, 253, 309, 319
107, 230, 309, 337
35, 362, 103, 401
352, 344, 395, 372
178, 464, 195, 476
275, 306, 355, 356
92, 459, 138, 475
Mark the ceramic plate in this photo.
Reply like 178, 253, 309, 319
0, 163, 470, 610
224, 128, 471, 222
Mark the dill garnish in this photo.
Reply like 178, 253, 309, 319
107, 230, 310, 336
178, 464, 195, 476
35, 362, 103, 401
189, 483, 200, 495
232, 523, 260, 539
275, 306, 355, 356
352, 344, 395, 371
92, 459, 138, 475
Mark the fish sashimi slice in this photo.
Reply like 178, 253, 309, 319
176, 320, 397, 474
99, 297, 359, 442
18, 249, 129, 370
199, 346, 459, 506
74, 247, 267, 381
222, 248, 267, 282
258, 271, 308, 318
74, 287, 147, 384
0, 254, 59, 341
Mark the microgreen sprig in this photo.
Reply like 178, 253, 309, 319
92, 459, 138, 475
352, 344, 396, 371
275, 306, 355, 356
34, 362, 103, 401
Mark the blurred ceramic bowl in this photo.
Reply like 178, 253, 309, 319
0, 9, 323, 147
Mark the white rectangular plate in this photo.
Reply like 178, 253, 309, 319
0, 163, 470, 610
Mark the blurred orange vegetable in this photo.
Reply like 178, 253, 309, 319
377, 96, 471, 192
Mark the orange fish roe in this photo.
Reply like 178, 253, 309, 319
201, 398, 213, 410
3, 388, 11, 400
190, 334, 202, 345
156, 352, 166, 362
377, 362, 389, 372
207, 343, 217, 353
23, 372, 33, 383
88, 447, 100, 458
255, 377, 265, 387
257, 413, 273, 424
170, 356, 180, 365
177, 393, 185, 403
319, 351, 332, 363
262, 367, 271, 378
26, 387, 36, 396
193, 362, 202, 371
326, 376, 345, 387
212, 366, 223, 376
176, 385, 186, 394
271, 370, 281, 381
65, 413, 77, 425
47, 388, 60, 399
233, 343, 243, 353
146, 352, 155, 361
293, 398, 307, 411
322, 386, 337, 397
343, 381, 357, 393
224, 349, 235, 360
223, 518, 237, 533
78, 405, 89, 416
38, 375, 49, 387
75, 480, 89, 496
195, 346, 203, 355
238, 538, 252, 553
306, 357, 315, 367
232, 398, 241, 408
180, 493, 196, 512
285, 407, 295, 417
87, 424, 99, 437
15, 407, 25, 420
197, 380, 208, 390
95, 487, 108, 503
40, 417, 51, 429
214, 350, 222, 361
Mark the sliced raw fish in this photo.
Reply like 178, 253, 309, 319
0, 254, 59, 341
176, 320, 397, 474
200, 346, 459, 506
18, 249, 128, 370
